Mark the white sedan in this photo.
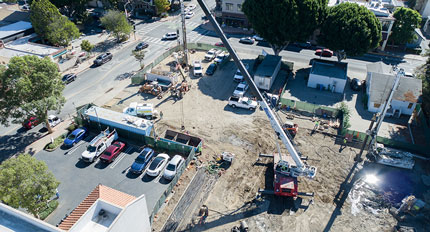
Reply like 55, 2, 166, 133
233, 82, 249, 97
186, 4, 196, 10
185, 12, 194, 19
146, 153, 170, 177
43, 115, 62, 128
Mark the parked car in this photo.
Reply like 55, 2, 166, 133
146, 153, 170, 177
163, 155, 185, 180
252, 35, 264, 42
162, 32, 178, 40
100, 141, 126, 163
204, 49, 218, 61
233, 63, 250, 82
186, 4, 196, 10
315, 49, 333, 57
62, 73, 77, 84
22, 116, 40, 129
297, 42, 312, 49
44, 115, 62, 128
215, 42, 224, 47
205, 63, 217, 75
233, 82, 249, 97
193, 60, 203, 77
129, 147, 155, 174
135, 42, 149, 51
93, 52, 113, 66
239, 37, 255, 44
185, 12, 194, 19
214, 52, 227, 63
350, 78, 363, 91
64, 128, 87, 147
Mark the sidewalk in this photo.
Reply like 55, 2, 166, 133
59, 32, 140, 75
201, 21, 254, 35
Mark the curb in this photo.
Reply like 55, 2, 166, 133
66, 38, 141, 76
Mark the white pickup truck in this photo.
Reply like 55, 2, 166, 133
228, 96, 258, 110
81, 129, 118, 162
123, 102, 158, 119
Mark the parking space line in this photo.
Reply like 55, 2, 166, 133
65, 141, 85, 155
110, 146, 132, 169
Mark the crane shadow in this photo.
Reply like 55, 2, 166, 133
323, 161, 365, 232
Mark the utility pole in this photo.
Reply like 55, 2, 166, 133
368, 68, 404, 154
180, 0, 188, 66
355, 114, 377, 162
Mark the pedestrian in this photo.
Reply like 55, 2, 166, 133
314, 120, 320, 130
339, 137, 348, 152
55, 188, 60, 199
160, 111, 163, 119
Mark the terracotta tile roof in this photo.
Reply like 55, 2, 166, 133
58, 185, 136, 231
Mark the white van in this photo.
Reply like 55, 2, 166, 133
163, 155, 185, 180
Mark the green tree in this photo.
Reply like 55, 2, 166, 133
30, 0, 79, 46
0, 154, 60, 218
154, 0, 171, 15
50, 0, 91, 20
391, 7, 422, 45
100, 10, 132, 42
81, 40, 94, 53
243, 0, 326, 55
319, 3, 382, 61
46, 16, 80, 46
418, 49, 430, 115
132, 50, 145, 69
0, 56, 65, 134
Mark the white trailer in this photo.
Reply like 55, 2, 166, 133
254, 55, 282, 91
123, 102, 158, 119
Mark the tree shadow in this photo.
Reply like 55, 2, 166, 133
0, 131, 42, 162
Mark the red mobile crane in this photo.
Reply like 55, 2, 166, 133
196, 0, 316, 197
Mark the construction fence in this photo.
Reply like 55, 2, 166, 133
279, 98, 340, 118
340, 105, 430, 156
131, 43, 230, 85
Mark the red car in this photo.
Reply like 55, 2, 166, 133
215, 42, 224, 47
100, 141, 126, 163
315, 48, 333, 57
22, 116, 40, 129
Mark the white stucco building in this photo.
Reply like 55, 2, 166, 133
307, 59, 348, 94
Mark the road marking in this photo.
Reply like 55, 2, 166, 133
66, 140, 85, 155
110, 146, 132, 169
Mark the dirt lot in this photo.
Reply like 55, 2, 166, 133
104, 51, 427, 231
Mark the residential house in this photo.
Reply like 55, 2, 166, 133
366, 62, 422, 116
307, 59, 348, 94
214, 0, 250, 28
58, 184, 151, 232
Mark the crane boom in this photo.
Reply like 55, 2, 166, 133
196, 0, 316, 179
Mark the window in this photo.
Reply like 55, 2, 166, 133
408, 103, 413, 109
237, 4, 242, 11
226, 3, 233, 11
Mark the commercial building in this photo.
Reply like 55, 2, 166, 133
214, 0, 250, 28
307, 59, 348, 94
253, 54, 282, 91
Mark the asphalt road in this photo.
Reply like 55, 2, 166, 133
0, 0, 425, 159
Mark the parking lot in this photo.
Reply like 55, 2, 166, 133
35, 133, 181, 226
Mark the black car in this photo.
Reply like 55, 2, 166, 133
205, 63, 217, 76
135, 42, 149, 51
93, 52, 113, 66
62, 73, 76, 84
350, 78, 362, 91
297, 42, 312, 49
239, 37, 255, 45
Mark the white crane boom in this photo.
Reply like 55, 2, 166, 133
196, 0, 316, 179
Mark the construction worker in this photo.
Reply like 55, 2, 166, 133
314, 120, 320, 130
339, 137, 348, 152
